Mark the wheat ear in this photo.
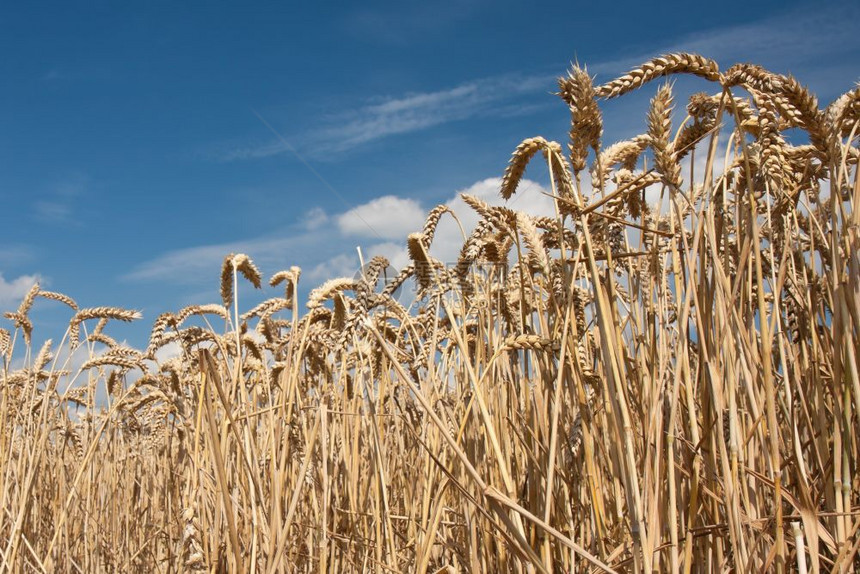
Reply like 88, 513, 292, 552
559, 64, 603, 174
596, 53, 720, 99
648, 83, 682, 189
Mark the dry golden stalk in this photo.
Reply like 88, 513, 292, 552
72, 306, 142, 324
648, 83, 682, 189
3, 312, 33, 346
307, 277, 358, 309
518, 212, 551, 276
559, 64, 603, 173
825, 85, 860, 159
220, 253, 262, 306
421, 204, 453, 245
407, 232, 433, 291
500, 137, 574, 199
381, 264, 415, 298
16, 282, 40, 317
87, 332, 120, 349
33, 339, 53, 372
269, 265, 301, 303
501, 334, 557, 352
593, 135, 651, 180
755, 93, 793, 192
81, 354, 143, 371
69, 307, 142, 348
177, 304, 230, 324
241, 298, 291, 321
36, 289, 78, 310
0, 327, 10, 359
501, 137, 547, 199
596, 52, 720, 99
460, 193, 517, 232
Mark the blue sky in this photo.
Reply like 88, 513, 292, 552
2, 0, 859, 345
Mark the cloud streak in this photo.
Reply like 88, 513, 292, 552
219, 73, 554, 161
33, 173, 90, 226
337, 195, 426, 240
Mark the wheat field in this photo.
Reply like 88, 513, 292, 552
1, 54, 859, 572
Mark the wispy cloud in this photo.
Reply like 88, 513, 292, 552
218, 73, 554, 161
0, 245, 35, 266
343, 1, 482, 45
41, 69, 65, 82
126, 201, 356, 286
125, 236, 304, 284
34, 200, 74, 223
314, 77, 549, 152
33, 173, 89, 225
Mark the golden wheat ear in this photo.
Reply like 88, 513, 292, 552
596, 52, 720, 99
559, 63, 602, 174
647, 82, 682, 190
269, 265, 301, 303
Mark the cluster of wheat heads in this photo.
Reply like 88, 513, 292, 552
1, 53, 858, 572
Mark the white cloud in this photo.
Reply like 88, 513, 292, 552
305, 253, 359, 284
304, 207, 329, 230
0, 273, 40, 310
337, 195, 426, 240
126, 176, 556, 291
0, 246, 35, 266
34, 200, 74, 223
153, 340, 183, 364
363, 241, 410, 272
